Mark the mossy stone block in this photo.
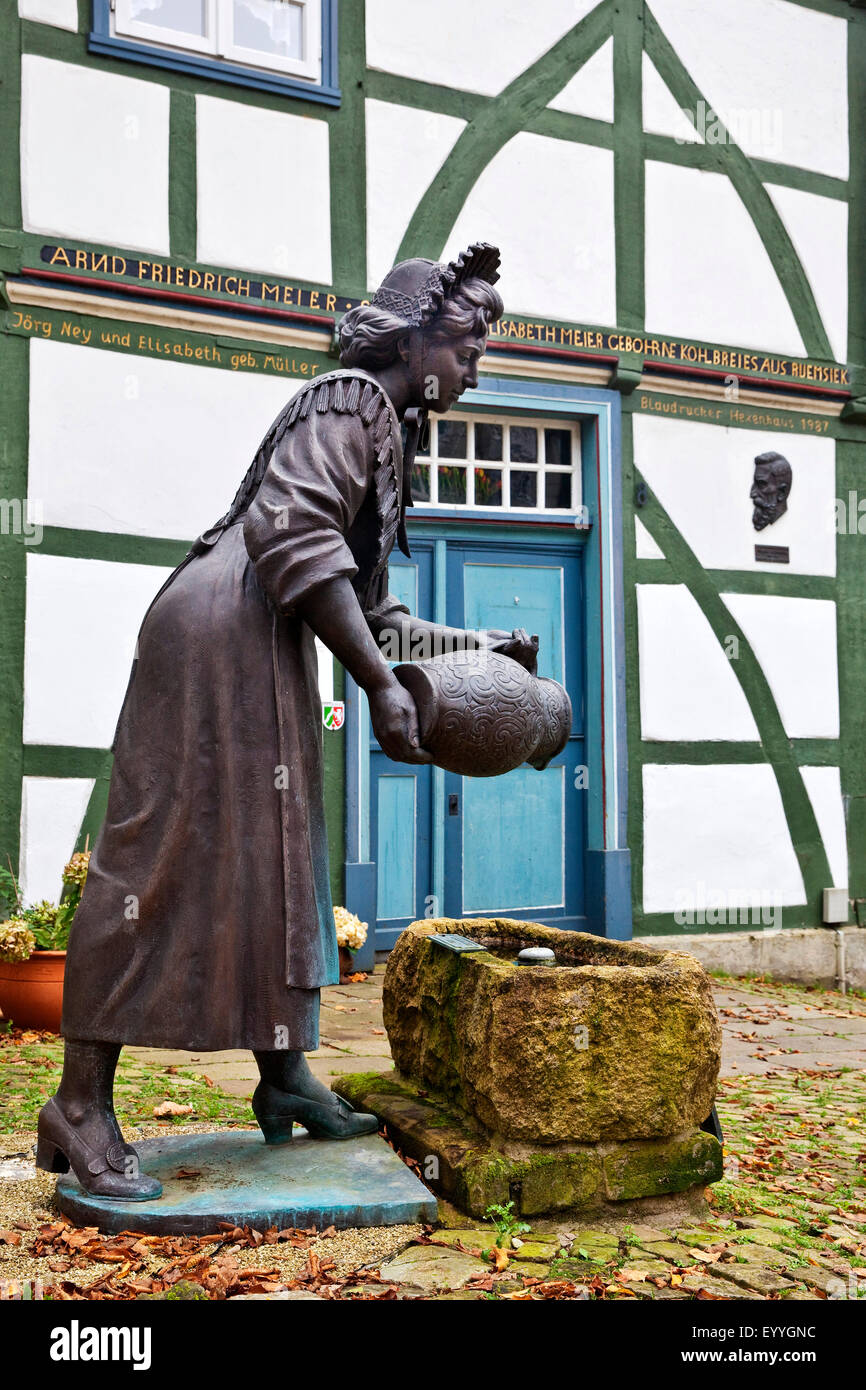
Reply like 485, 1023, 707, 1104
603, 1130, 723, 1201
382, 918, 721, 1144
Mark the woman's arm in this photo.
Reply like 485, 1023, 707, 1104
300, 578, 432, 765
365, 605, 538, 673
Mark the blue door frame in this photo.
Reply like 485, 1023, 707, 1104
345, 378, 631, 963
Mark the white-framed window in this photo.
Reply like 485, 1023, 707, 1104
114, 0, 321, 83
409, 412, 582, 514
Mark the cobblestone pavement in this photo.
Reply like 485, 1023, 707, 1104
1, 971, 864, 1300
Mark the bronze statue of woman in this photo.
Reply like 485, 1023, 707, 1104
38, 242, 536, 1199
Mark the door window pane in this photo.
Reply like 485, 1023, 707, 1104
545, 472, 572, 509
438, 421, 467, 458
130, 0, 208, 34
544, 428, 571, 469
232, 0, 303, 58
474, 468, 502, 506
474, 422, 502, 461
510, 426, 537, 463
438, 466, 466, 504
510, 470, 537, 507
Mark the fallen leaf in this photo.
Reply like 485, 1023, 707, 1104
174, 1168, 202, 1180
0, 1231, 22, 1246
153, 1101, 194, 1118
490, 1246, 509, 1272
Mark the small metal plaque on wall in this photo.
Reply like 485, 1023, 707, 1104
755, 544, 790, 563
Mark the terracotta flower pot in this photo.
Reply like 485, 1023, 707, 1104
338, 945, 354, 982
0, 950, 65, 1033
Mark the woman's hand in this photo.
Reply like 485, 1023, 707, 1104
484, 627, 539, 675
368, 678, 433, 764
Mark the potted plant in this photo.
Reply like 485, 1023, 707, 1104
333, 906, 368, 983
0, 850, 89, 1033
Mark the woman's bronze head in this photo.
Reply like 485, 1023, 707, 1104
339, 243, 503, 411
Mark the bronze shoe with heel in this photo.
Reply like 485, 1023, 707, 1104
252, 1082, 378, 1145
36, 1097, 163, 1200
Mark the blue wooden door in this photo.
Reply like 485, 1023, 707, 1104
369, 536, 584, 946
444, 543, 584, 928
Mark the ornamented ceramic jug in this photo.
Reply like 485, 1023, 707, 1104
393, 649, 572, 777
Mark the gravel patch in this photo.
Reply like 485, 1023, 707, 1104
0, 1128, 420, 1293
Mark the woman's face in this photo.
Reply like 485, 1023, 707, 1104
417, 330, 486, 414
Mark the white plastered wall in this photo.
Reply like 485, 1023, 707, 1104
643, 764, 806, 913
18, 0, 78, 29
637, 584, 758, 741
21, 57, 170, 254
196, 95, 331, 282
19, 778, 94, 905
26, 344, 336, 732
635, 517, 664, 560
28, 339, 301, 541
644, 161, 804, 355
24, 554, 175, 749
766, 183, 848, 367
633, 413, 836, 577
647, 0, 848, 178
721, 593, 839, 740
443, 134, 615, 327
548, 37, 613, 122
642, 53, 701, 144
365, 0, 601, 96
800, 767, 848, 892
635, 411, 842, 911
365, 100, 466, 290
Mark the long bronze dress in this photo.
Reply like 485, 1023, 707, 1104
61, 369, 409, 1052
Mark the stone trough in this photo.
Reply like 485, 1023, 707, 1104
334, 919, 723, 1220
